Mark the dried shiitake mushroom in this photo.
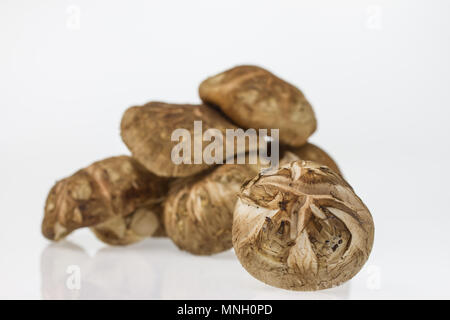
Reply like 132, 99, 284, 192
233, 160, 374, 291
163, 163, 261, 255
199, 65, 317, 147
284, 142, 341, 175
42, 156, 168, 241
121, 102, 255, 177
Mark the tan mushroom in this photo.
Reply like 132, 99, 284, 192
42, 156, 169, 243
232, 160, 374, 291
199, 65, 317, 147
121, 102, 257, 178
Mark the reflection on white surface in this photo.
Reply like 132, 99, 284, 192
40, 238, 351, 300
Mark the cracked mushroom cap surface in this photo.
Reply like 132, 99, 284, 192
232, 160, 374, 291
121, 102, 255, 177
42, 156, 168, 241
199, 65, 317, 147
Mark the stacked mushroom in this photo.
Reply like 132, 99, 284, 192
42, 65, 373, 291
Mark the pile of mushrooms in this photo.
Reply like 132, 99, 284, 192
42, 65, 373, 291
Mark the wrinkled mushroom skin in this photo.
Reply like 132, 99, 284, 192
42, 156, 169, 241
284, 143, 341, 175
121, 102, 254, 178
163, 164, 260, 255
199, 65, 317, 147
232, 160, 374, 291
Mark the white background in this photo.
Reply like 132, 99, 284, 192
1, 0, 449, 299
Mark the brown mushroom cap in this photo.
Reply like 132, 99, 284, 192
42, 156, 168, 241
232, 160, 374, 291
199, 65, 317, 147
283, 142, 341, 175
121, 102, 256, 177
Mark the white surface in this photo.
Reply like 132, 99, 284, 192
1, 0, 450, 299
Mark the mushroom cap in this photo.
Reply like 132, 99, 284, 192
199, 65, 317, 147
42, 156, 168, 241
232, 160, 374, 291
121, 102, 255, 177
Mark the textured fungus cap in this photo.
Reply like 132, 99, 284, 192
121, 102, 255, 177
42, 156, 168, 241
232, 160, 374, 291
199, 65, 317, 147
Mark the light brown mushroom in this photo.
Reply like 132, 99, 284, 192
121, 102, 256, 177
199, 65, 317, 147
42, 156, 169, 242
232, 160, 374, 291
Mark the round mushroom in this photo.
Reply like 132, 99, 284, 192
232, 160, 374, 291
199, 65, 317, 147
